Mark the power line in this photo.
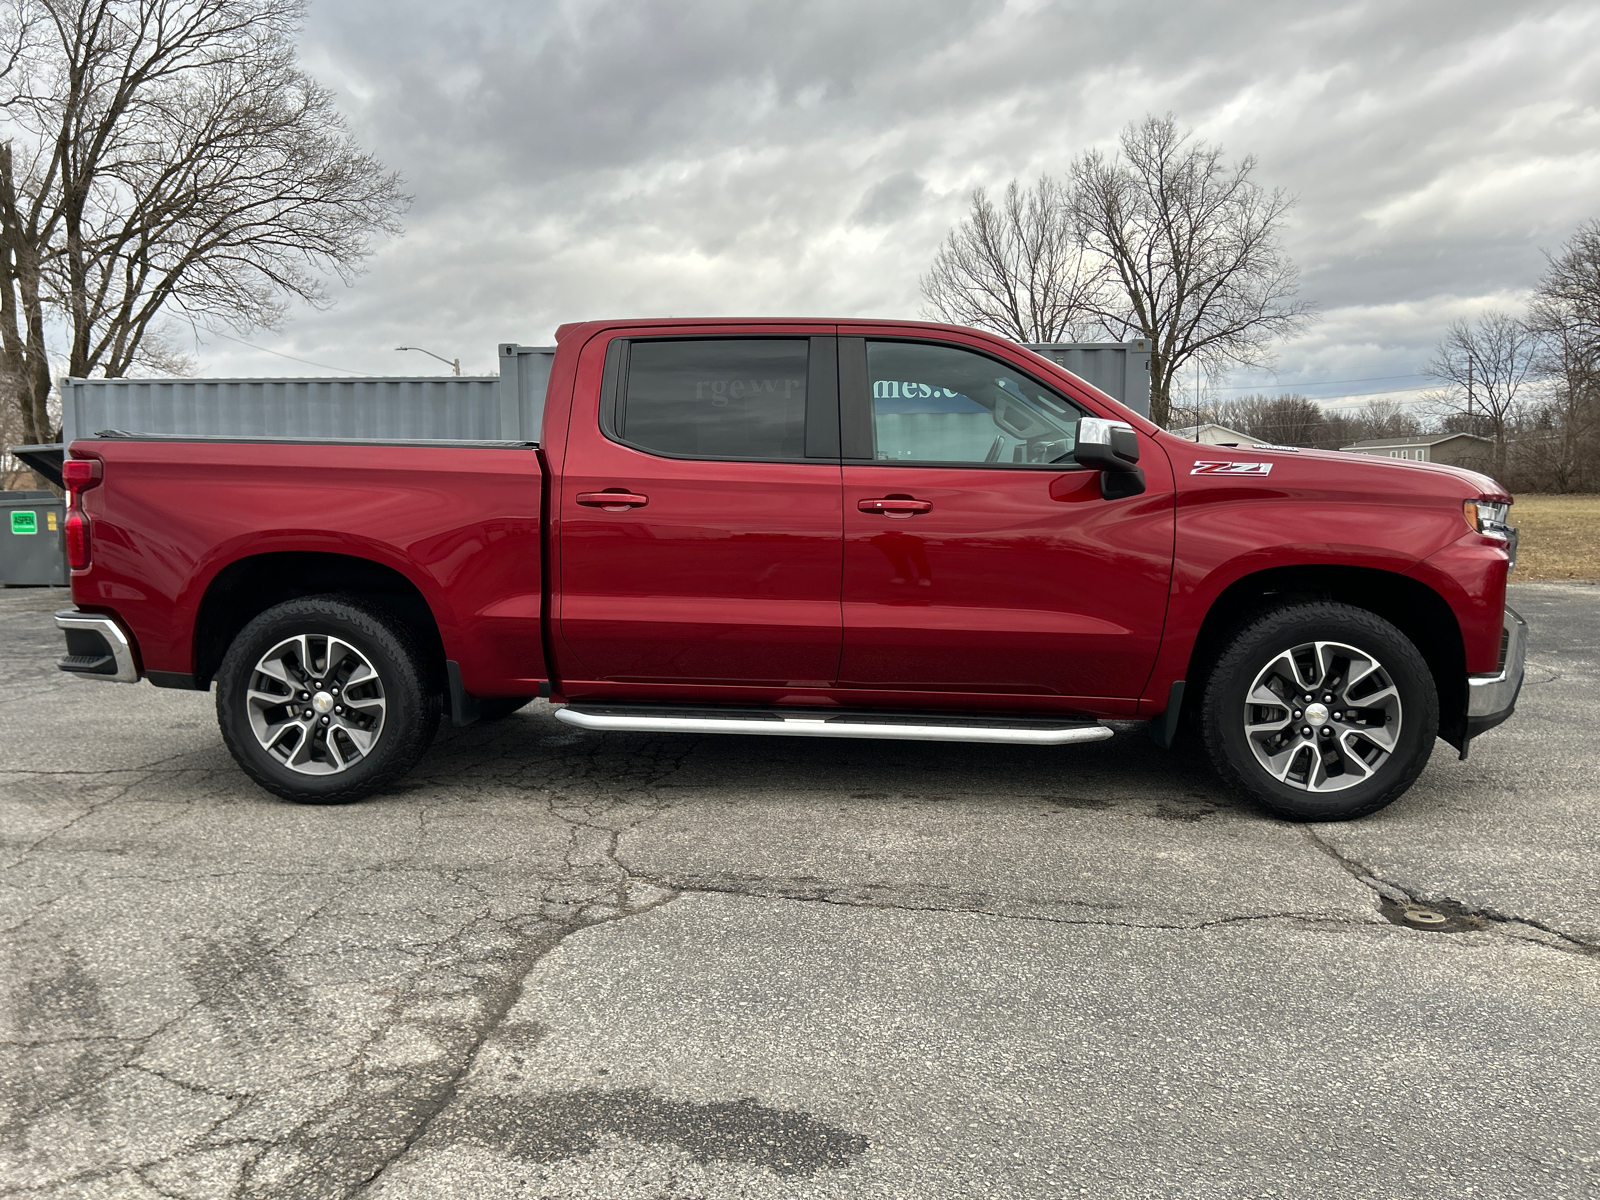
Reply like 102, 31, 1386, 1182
204, 330, 378, 375
1299, 383, 1439, 406
1201, 382, 1439, 409
1214, 372, 1431, 392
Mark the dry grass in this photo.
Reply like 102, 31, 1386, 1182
1510, 494, 1600, 581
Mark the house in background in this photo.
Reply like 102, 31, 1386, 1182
1340, 432, 1491, 466
1170, 423, 1258, 445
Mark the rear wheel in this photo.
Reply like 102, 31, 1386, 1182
1201, 602, 1438, 821
216, 596, 439, 803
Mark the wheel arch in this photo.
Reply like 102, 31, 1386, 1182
1183, 565, 1468, 751
193, 551, 447, 692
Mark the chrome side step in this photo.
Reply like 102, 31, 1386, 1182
553, 704, 1114, 746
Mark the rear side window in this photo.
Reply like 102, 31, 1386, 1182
616, 339, 809, 460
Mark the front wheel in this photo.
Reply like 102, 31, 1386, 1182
216, 596, 439, 804
1201, 602, 1439, 821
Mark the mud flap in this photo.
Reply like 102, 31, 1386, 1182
446, 660, 480, 728
1149, 680, 1185, 750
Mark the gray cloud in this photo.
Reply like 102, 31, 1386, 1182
853, 172, 929, 226
191, 0, 1600, 404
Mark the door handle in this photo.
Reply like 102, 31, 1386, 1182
577, 491, 649, 510
858, 497, 933, 517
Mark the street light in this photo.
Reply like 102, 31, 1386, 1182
395, 346, 461, 375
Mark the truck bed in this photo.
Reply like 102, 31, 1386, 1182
70, 436, 548, 698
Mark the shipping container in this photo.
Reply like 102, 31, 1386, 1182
59, 344, 556, 445
1022, 340, 1151, 419
7, 337, 1149, 489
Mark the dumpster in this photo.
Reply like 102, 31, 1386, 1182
1, 490, 68, 586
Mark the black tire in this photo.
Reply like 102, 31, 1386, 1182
1201, 602, 1438, 821
216, 596, 439, 804
476, 696, 536, 722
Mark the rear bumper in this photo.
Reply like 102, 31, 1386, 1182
1464, 606, 1526, 739
55, 610, 140, 683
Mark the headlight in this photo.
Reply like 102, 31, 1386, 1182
1464, 499, 1518, 571
1463, 499, 1510, 538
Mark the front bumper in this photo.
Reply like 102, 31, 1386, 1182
1464, 606, 1527, 741
55, 610, 140, 683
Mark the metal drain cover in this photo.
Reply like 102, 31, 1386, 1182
1404, 908, 1448, 926
1378, 897, 1486, 933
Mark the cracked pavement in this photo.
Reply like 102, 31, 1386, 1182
1, 581, 1596, 1198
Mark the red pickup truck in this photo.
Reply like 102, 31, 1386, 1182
53, 318, 1525, 821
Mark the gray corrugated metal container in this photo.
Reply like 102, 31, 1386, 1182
56, 339, 1149, 442
498, 344, 555, 443
59, 344, 556, 445
1023, 340, 1151, 419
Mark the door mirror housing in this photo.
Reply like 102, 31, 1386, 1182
1074, 418, 1140, 468
1074, 418, 1146, 499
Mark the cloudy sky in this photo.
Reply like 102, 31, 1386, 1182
191, 0, 1600, 414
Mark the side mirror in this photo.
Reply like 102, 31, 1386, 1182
1074, 418, 1146, 499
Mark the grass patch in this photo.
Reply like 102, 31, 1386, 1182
1510, 494, 1600, 581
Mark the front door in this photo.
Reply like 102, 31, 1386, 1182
558, 330, 845, 688
838, 336, 1175, 700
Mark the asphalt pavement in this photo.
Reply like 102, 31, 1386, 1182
1, 581, 1596, 1199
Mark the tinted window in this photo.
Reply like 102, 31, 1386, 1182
620, 340, 808, 459
867, 341, 1081, 466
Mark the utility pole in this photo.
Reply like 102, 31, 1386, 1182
1466, 353, 1474, 433
1193, 359, 1201, 430
395, 346, 461, 375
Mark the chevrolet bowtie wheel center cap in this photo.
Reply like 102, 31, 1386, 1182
1305, 702, 1330, 727
312, 691, 335, 715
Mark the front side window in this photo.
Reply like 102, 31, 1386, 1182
866, 341, 1081, 466
618, 339, 808, 460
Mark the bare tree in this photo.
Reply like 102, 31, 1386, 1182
1423, 311, 1537, 479
1532, 218, 1600, 354
1070, 114, 1314, 427
0, 3, 46, 447
1525, 219, 1600, 492
1350, 398, 1423, 441
921, 178, 1106, 344
0, 352, 30, 484
1212, 393, 1326, 447
0, 0, 408, 449
1318, 399, 1424, 452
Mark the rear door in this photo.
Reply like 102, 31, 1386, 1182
837, 334, 1175, 700
557, 328, 845, 688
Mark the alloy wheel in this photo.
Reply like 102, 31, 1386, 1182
245, 633, 387, 775
1242, 640, 1402, 792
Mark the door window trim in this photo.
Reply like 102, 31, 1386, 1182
838, 335, 1091, 470
599, 335, 840, 464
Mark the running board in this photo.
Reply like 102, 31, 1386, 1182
553, 704, 1114, 746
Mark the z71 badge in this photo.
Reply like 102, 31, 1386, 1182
1191, 460, 1273, 476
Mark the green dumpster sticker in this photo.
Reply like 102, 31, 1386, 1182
10, 510, 37, 535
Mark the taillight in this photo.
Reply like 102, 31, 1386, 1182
62, 456, 102, 571
62, 458, 102, 490
65, 508, 90, 569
